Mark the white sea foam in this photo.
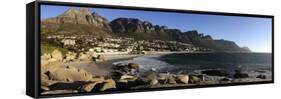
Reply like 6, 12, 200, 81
113, 54, 272, 81
113, 55, 173, 72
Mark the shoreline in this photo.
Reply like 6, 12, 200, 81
62, 54, 141, 76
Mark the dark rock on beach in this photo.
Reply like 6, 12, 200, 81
111, 63, 140, 79
220, 78, 231, 81
256, 75, 267, 79
233, 70, 249, 78
201, 69, 229, 76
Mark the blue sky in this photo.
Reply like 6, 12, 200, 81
41, 5, 272, 52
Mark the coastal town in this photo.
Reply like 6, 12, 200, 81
42, 34, 212, 56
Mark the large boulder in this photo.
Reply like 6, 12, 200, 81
149, 79, 158, 86
48, 66, 94, 82
112, 63, 140, 77
176, 75, 189, 84
167, 76, 177, 84
140, 73, 158, 85
189, 75, 205, 84
51, 49, 63, 61
98, 79, 116, 91
256, 75, 267, 79
158, 73, 168, 81
156, 73, 177, 84
233, 70, 249, 78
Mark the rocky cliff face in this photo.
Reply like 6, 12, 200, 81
110, 18, 164, 34
110, 18, 180, 41
109, 18, 250, 52
41, 8, 111, 36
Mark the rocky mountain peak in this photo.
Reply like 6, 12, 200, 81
41, 8, 112, 36
44, 8, 109, 25
61, 8, 79, 18
79, 8, 90, 13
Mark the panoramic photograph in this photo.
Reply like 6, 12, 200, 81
40, 5, 272, 95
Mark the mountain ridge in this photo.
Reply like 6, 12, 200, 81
41, 8, 251, 52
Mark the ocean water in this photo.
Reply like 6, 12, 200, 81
113, 55, 176, 73
113, 53, 272, 80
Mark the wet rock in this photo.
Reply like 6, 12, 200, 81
233, 70, 249, 78
233, 73, 248, 78
256, 75, 267, 79
116, 78, 147, 90
201, 69, 229, 76
48, 81, 86, 90
111, 70, 125, 79
255, 70, 267, 73
220, 78, 231, 81
112, 63, 140, 76
128, 63, 139, 69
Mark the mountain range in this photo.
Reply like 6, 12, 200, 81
41, 8, 251, 52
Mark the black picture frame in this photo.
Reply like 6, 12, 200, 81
26, 1, 274, 98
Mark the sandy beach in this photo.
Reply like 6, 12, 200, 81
62, 54, 140, 77
60, 52, 177, 76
